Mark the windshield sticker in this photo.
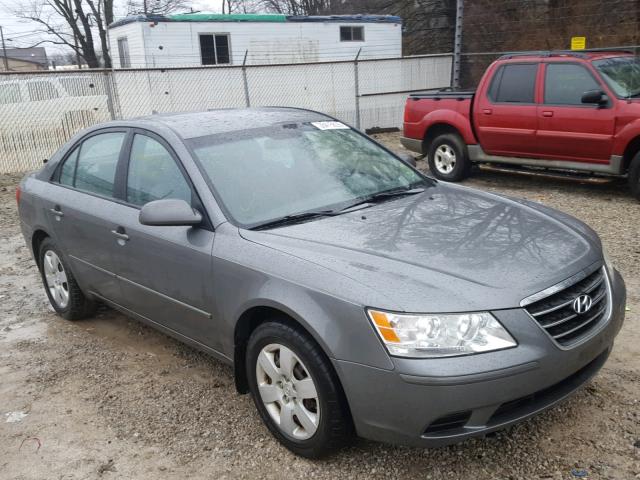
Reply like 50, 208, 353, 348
311, 121, 350, 130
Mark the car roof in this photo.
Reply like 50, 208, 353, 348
132, 107, 333, 139
498, 51, 635, 62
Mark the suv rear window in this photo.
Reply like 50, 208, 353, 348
488, 64, 538, 103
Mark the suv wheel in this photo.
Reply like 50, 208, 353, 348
246, 320, 352, 458
38, 237, 96, 320
629, 151, 640, 200
428, 133, 472, 181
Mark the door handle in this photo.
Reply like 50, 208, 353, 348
482, 109, 493, 115
111, 229, 129, 241
542, 111, 554, 117
49, 207, 64, 217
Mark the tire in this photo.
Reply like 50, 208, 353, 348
629, 151, 640, 201
246, 320, 352, 458
427, 133, 472, 181
38, 237, 96, 321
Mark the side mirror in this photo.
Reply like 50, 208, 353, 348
581, 89, 608, 105
398, 153, 417, 167
139, 199, 202, 227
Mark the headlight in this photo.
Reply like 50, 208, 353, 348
367, 309, 516, 358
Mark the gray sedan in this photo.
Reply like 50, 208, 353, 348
17, 108, 626, 458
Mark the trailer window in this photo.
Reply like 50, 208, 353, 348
340, 26, 364, 42
200, 34, 231, 65
488, 64, 537, 103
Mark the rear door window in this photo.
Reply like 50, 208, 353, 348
544, 63, 601, 105
73, 132, 126, 198
488, 63, 538, 103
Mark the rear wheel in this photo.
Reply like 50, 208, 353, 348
629, 151, 640, 201
246, 320, 352, 458
38, 237, 96, 320
427, 133, 472, 181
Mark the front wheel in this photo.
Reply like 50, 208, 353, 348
427, 133, 472, 181
246, 320, 352, 458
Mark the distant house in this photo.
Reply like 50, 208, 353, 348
107, 13, 402, 68
0, 47, 48, 71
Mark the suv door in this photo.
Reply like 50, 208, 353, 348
537, 62, 616, 163
475, 62, 540, 157
107, 130, 218, 348
47, 129, 128, 302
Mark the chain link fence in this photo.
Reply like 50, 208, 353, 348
0, 53, 451, 173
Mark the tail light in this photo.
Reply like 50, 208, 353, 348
15, 185, 21, 204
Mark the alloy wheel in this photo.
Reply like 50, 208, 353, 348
255, 343, 320, 440
43, 250, 69, 309
434, 144, 457, 174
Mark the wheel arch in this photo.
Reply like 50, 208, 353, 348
422, 122, 465, 154
622, 135, 640, 173
31, 229, 50, 268
233, 304, 327, 394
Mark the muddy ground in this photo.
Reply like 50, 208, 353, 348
1, 131, 638, 479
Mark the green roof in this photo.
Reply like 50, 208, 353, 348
168, 13, 287, 22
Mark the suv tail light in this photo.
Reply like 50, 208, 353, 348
15, 185, 21, 204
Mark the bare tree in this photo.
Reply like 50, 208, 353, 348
14, 0, 114, 68
126, 0, 190, 16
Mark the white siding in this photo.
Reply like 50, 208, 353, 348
108, 22, 145, 68
108, 21, 401, 68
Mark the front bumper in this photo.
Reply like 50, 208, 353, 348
333, 269, 626, 447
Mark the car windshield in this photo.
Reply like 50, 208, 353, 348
593, 56, 640, 97
187, 122, 428, 228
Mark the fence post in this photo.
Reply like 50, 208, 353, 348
354, 48, 362, 130
452, 0, 464, 89
242, 50, 251, 107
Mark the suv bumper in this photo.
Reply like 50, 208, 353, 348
400, 136, 423, 155
333, 268, 626, 447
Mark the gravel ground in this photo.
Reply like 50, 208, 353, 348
1, 131, 639, 479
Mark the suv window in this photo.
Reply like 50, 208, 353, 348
74, 132, 126, 197
544, 63, 601, 105
126, 134, 192, 207
489, 63, 538, 103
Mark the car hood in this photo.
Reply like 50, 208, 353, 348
240, 183, 602, 312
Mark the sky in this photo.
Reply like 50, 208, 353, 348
0, 0, 224, 56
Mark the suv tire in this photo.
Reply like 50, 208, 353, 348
427, 133, 472, 181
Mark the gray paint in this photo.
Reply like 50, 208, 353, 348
18, 107, 626, 447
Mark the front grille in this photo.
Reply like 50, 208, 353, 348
524, 267, 609, 347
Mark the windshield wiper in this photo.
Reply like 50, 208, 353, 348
250, 210, 338, 230
339, 186, 426, 211
627, 90, 640, 98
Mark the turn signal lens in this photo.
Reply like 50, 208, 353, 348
15, 185, 21, 204
367, 309, 516, 358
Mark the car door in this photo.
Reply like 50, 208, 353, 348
537, 62, 616, 163
47, 129, 129, 302
108, 130, 218, 348
474, 62, 540, 157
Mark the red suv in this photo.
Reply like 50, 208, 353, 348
402, 51, 640, 199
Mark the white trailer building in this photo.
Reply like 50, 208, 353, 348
108, 13, 402, 68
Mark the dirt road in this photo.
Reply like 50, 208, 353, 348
1, 133, 638, 479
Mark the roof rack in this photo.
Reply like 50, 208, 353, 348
498, 48, 635, 60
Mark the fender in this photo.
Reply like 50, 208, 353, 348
419, 109, 477, 145
613, 118, 640, 157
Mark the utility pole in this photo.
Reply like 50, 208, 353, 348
0, 26, 9, 72
452, 0, 464, 89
